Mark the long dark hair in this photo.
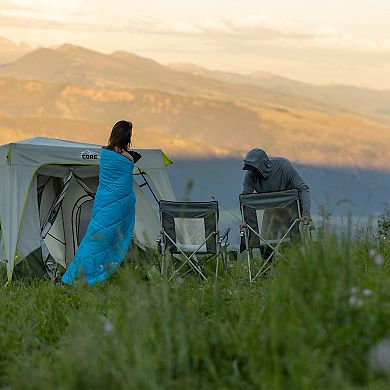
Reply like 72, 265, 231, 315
107, 120, 133, 152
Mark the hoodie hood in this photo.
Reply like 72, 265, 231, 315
243, 148, 272, 179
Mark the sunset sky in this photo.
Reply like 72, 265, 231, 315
1, 0, 390, 89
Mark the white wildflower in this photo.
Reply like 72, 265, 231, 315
232, 359, 240, 377
362, 289, 373, 297
369, 338, 390, 373
368, 249, 377, 257
103, 320, 114, 334
374, 254, 385, 266
350, 287, 359, 295
348, 296, 363, 307
348, 296, 357, 306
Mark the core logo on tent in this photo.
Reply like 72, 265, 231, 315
80, 150, 100, 161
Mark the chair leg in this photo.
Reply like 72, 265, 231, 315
215, 253, 219, 280
160, 248, 165, 276
161, 250, 170, 278
253, 250, 274, 281
244, 229, 252, 283
222, 249, 228, 272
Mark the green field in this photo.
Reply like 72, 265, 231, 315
1, 230, 389, 389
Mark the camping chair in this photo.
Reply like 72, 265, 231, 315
157, 200, 230, 281
239, 189, 303, 283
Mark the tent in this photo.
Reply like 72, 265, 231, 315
0, 137, 175, 282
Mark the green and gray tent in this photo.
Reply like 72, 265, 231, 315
0, 137, 175, 282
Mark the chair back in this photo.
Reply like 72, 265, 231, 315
239, 189, 301, 249
159, 200, 219, 254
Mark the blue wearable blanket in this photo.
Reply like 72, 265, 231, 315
62, 148, 136, 285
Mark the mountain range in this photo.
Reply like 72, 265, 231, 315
169, 63, 390, 120
0, 40, 389, 172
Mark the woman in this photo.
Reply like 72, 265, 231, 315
62, 120, 136, 285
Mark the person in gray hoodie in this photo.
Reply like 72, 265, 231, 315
242, 148, 312, 223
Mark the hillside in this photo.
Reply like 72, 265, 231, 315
169, 63, 390, 123
0, 45, 341, 113
0, 44, 390, 170
1, 77, 390, 169
2, 41, 390, 120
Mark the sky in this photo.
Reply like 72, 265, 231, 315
1, 0, 390, 89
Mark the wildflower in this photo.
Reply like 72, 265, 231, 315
369, 249, 377, 257
103, 320, 114, 334
369, 338, 390, 373
362, 289, 373, 297
348, 295, 363, 307
374, 253, 385, 266
232, 359, 240, 377
350, 287, 359, 295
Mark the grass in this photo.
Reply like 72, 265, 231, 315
0, 230, 389, 389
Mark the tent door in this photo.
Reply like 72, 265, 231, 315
37, 167, 98, 271
72, 195, 94, 253
41, 172, 73, 240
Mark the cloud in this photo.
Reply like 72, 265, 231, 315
0, 14, 94, 31
2, 6, 390, 58
126, 14, 312, 41
0, 0, 94, 26
118, 15, 390, 55
0, 0, 39, 12
2, 0, 84, 14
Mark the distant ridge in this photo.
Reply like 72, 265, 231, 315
1, 76, 390, 169
0, 41, 390, 170
2, 40, 390, 117
169, 63, 390, 119
0, 43, 339, 112
0, 37, 32, 65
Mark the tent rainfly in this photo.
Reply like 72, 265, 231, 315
0, 137, 175, 282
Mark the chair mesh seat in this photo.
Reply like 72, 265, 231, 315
158, 200, 229, 280
159, 200, 218, 254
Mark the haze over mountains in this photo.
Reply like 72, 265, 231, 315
170, 63, 390, 120
0, 37, 31, 65
0, 39, 390, 172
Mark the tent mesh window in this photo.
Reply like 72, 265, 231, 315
74, 197, 94, 247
